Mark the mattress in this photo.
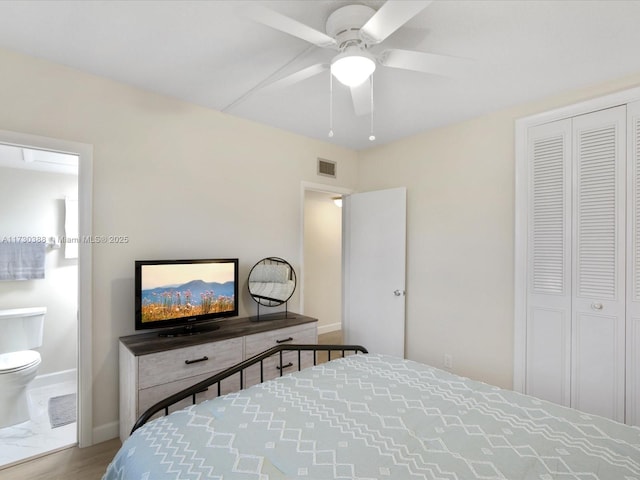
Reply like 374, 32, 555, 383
103, 354, 640, 479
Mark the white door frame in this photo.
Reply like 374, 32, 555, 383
299, 181, 353, 322
0, 129, 93, 447
514, 85, 640, 393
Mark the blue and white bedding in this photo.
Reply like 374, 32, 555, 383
104, 354, 640, 479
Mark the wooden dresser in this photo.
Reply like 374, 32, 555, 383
119, 313, 317, 440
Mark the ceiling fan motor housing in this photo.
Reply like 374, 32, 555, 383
325, 5, 376, 50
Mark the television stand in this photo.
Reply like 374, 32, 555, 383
159, 322, 221, 337
119, 314, 318, 440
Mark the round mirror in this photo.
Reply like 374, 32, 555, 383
248, 257, 297, 307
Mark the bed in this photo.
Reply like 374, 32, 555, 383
104, 346, 640, 479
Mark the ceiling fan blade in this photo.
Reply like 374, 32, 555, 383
350, 82, 372, 116
379, 49, 471, 77
245, 4, 337, 48
360, 1, 432, 45
262, 63, 329, 91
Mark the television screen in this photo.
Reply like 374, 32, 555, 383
135, 258, 238, 335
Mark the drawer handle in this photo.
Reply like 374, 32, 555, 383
276, 362, 294, 371
185, 356, 209, 365
276, 337, 293, 344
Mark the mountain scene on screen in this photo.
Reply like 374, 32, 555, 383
141, 279, 235, 322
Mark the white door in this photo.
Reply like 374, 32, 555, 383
524, 106, 628, 423
571, 106, 626, 422
525, 118, 572, 407
627, 100, 640, 426
342, 187, 406, 357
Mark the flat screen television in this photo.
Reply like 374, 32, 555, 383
135, 258, 239, 336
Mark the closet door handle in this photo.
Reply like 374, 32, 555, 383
591, 302, 604, 311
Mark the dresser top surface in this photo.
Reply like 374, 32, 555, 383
119, 313, 317, 356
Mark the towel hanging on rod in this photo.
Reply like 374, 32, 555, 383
0, 241, 46, 281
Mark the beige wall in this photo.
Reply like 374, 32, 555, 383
0, 47, 358, 436
357, 72, 640, 389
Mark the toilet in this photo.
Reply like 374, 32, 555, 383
0, 307, 46, 428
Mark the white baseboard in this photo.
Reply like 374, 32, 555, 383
93, 420, 119, 445
31, 368, 77, 390
318, 322, 341, 335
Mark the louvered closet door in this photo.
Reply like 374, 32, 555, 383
571, 106, 626, 422
525, 119, 572, 406
627, 100, 640, 426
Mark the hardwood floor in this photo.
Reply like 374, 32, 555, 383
319, 329, 342, 345
315, 329, 343, 363
0, 438, 121, 480
0, 329, 343, 479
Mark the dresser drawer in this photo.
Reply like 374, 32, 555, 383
139, 370, 241, 420
245, 324, 317, 357
244, 350, 316, 388
244, 325, 317, 387
138, 337, 243, 389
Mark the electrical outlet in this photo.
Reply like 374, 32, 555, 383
443, 354, 453, 369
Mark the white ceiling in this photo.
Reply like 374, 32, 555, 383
0, 0, 639, 150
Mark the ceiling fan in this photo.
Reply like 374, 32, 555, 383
246, 1, 468, 117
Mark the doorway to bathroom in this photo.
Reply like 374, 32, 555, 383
0, 132, 92, 468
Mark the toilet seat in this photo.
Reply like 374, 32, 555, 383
0, 350, 41, 374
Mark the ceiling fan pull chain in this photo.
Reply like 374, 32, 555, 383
328, 73, 334, 138
369, 75, 375, 141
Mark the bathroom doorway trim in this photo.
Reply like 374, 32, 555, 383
0, 128, 93, 447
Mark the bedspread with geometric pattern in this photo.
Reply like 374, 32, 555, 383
103, 354, 640, 479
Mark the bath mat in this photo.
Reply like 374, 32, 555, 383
48, 393, 76, 428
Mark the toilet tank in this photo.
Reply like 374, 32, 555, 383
0, 307, 46, 353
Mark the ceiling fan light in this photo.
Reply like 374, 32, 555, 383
331, 49, 376, 87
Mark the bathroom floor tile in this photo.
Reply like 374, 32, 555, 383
0, 381, 77, 468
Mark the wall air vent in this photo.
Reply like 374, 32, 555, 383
317, 158, 337, 178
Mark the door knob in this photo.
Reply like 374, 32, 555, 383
394, 290, 405, 296
591, 302, 603, 310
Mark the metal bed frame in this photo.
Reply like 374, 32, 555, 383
131, 343, 368, 434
